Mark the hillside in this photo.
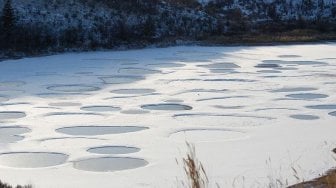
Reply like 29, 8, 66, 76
0, 0, 335, 56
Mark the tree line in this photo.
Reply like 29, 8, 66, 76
1, 0, 336, 55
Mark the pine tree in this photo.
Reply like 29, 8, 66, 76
1, 0, 15, 35
143, 16, 156, 39
318, 0, 324, 11
302, 0, 314, 14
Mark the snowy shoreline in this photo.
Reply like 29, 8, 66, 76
1, 40, 334, 63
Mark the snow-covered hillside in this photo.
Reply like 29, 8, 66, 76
0, 0, 335, 55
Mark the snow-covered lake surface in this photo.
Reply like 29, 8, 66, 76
0, 44, 336, 187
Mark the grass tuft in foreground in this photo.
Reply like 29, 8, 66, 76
180, 142, 209, 188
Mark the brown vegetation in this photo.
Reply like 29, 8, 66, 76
0, 181, 31, 188
179, 143, 209, 188
203, 30, 336, 46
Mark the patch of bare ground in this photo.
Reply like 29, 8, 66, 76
289, 148, 336, 188
289, 170, 336, 188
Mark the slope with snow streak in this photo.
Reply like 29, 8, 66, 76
0, 44, 335, 187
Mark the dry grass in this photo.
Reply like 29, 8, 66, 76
178, 142, 209, 188
203, 30, 336, 45
265, 158, 290, 188
0, 181, 32, 188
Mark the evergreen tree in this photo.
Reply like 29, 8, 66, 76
143, 16, 156, 39
302, 0, 314, 14
1, 0, 16, 35
318, 0, 324, 11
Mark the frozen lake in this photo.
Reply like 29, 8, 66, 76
0, 44, 335, 187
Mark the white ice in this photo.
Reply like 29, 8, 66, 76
0, 43, 336, 188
